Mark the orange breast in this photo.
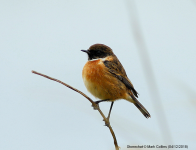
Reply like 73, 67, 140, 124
82, 59, 127, 101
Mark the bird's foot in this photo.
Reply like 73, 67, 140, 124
103, 117, 110, 127
92, 102, 99, 110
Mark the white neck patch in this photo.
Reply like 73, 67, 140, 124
89, 58, 106, 62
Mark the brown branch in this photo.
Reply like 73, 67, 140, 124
32, 70, 120, 150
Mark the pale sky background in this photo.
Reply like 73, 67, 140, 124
0, 0, 196, 150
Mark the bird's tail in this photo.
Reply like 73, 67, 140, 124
129, 95, 151, 118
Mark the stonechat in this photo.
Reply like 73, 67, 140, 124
81, 44, 150, 119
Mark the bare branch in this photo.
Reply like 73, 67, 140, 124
32, 70, 120, 150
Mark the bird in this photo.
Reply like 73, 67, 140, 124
81, 44, 150, 120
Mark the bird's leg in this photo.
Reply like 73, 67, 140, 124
94, 99, 109, 104
94, 100, 114, 127
91, 99, 109, 110
103, 102, 114, 127
92, 99, 112, 127
107, 102, 114, 121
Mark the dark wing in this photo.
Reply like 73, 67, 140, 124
104, 57, 139, 97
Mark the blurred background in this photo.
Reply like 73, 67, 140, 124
0, 0, 196, 149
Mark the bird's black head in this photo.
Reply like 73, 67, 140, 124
81, 44, 114, 60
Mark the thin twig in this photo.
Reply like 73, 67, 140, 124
32, 70, 120, 150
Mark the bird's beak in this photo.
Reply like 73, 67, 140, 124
81, 50, 89, 54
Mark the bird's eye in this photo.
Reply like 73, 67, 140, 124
96, 50, 101, 55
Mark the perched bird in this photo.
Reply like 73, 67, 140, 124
81, 44, 150, 119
